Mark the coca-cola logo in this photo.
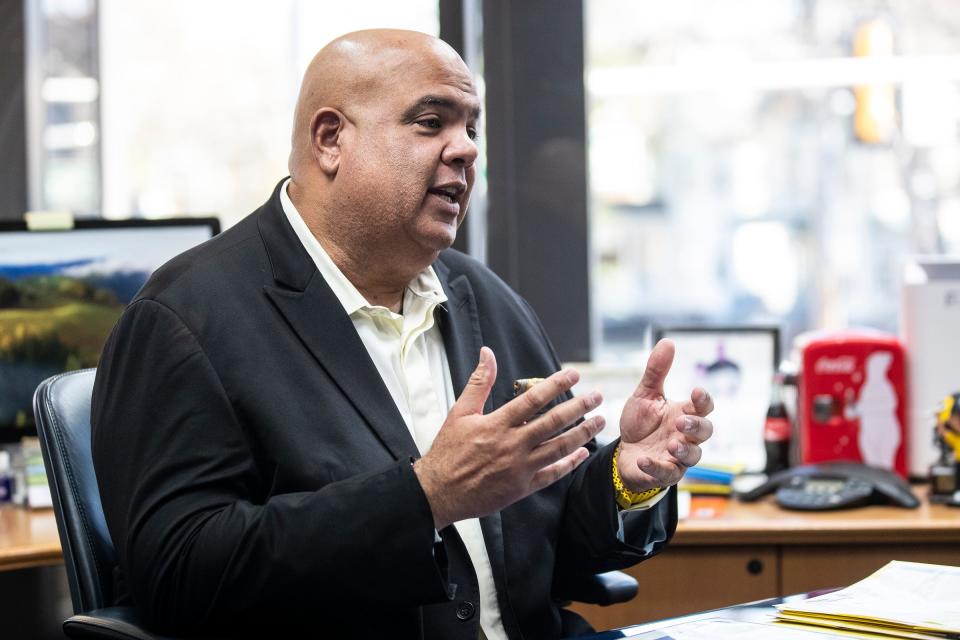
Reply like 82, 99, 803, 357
813, 356, 857, 375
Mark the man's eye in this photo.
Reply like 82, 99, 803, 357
418, 118, 442, 130
467, 127, 479, 141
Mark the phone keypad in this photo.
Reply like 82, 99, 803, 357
776, 478, 873, 510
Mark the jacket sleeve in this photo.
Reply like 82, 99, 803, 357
554, 440, 677, 581
92, 299, 451, 632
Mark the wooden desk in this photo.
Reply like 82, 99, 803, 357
0, 505, 62, 572
569, 488, 960, 633
2, 491, 959, 627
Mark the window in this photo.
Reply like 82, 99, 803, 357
586, 0, 960, 361
26, 0, 101, 215
29, 0, 440, 227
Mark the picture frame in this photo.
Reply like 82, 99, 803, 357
652, 325, 781, 472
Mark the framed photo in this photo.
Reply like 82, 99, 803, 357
653, 325, 781, 472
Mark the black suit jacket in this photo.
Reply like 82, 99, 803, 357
91, 180, 676, 639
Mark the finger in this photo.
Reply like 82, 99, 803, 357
633, 339, 675, 400
522, 391, 603, 445
494, 367, 580, 425
635, 455, 685, 488
529, 415, 606, 468
681, 387, 714, 417
528, 446, 591, 493
675, 415, 714, 445
450, 347, 497, 417
669, 438, 702, 468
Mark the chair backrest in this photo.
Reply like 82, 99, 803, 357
33, 368, 115, 614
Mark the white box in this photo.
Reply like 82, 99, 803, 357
900, 257, 960, 477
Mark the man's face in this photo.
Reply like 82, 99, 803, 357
338, 48, 480, 257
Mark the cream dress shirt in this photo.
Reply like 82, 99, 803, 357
280, 181, 506, 640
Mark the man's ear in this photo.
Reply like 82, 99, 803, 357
309, 108, 344, 176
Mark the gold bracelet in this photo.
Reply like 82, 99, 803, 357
612, 444, 662, 509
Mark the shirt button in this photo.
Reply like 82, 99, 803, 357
455, 600, 476, 621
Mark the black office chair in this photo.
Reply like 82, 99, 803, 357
34, 368, 170, 640
557, 570, 639, 638
33, 368, 636, 639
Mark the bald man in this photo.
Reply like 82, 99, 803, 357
92, 30, 713, 639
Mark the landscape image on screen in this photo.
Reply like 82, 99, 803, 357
0, 226, 213, 431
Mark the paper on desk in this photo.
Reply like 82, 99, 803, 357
775, 613, 948, 640
776, 561, 960, 637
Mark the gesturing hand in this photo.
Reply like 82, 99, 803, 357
617, 339, 715, 492
413, 347, 606, 530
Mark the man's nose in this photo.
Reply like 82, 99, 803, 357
442, 129, 479, 168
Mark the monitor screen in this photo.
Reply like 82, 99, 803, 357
0, 218, 219, 441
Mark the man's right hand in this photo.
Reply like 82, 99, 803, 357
413, 346, 605, 530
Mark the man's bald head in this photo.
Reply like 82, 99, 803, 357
289, 29, 470, 176
284, 29, 480, 296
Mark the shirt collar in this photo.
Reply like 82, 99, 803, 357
279, 178, 447, 316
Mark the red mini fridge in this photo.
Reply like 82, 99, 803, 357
796, 330, 908, 478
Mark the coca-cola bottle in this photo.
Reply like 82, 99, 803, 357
763, 373, 791, 475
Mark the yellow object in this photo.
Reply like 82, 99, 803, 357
852, 19, 895, 145
612, 444, 661, 509
938, 393, 960, 462
937, 394, 956, 426
677, 483, 732, 496
775, 560, 960, 639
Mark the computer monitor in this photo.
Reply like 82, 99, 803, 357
0, 217, 220, 442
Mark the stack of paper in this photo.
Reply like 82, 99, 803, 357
775, 561, 960, 639
679, 463, 743, 495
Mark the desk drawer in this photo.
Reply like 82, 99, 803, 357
568, 546, 778, 632
781, 544, 960, 595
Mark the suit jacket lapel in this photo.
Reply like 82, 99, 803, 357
434, 259, 492, 415
257, 180, 418, 461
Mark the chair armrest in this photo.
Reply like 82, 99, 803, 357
562, 570, 639, 607
63, 606, 177, 640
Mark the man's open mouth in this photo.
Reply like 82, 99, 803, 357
429, 181, 466, 205
429, 187, 459, 203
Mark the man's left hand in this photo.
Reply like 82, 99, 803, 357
617, 339, 714, 492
